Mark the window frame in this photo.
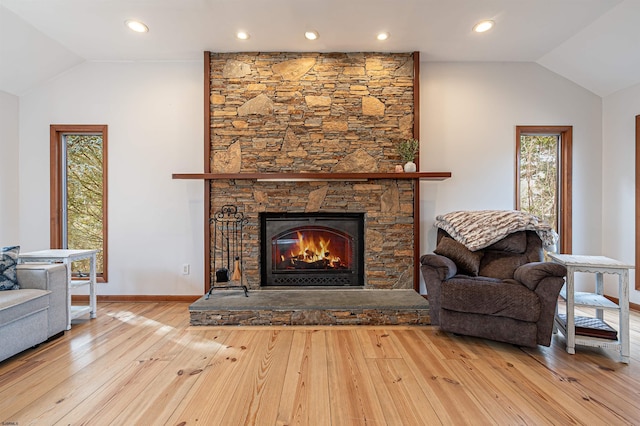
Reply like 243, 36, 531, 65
635, 115, 640, 290
50, 124, 108, 282
515, 125, 572, 253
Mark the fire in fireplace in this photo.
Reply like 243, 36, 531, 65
260, 212, 365, 287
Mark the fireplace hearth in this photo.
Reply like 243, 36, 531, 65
260, 212, 365, 287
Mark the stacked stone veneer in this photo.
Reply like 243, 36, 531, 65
208, 52, 415, 290
191, 308, 429, 326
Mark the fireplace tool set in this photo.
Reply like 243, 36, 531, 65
206, 204, 248, 299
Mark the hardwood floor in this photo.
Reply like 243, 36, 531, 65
1, 302, 639, 425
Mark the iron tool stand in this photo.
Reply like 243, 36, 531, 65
206, 205, 249, 299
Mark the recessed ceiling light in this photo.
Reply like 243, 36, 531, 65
236, 31, 250, 40
304, 30, 319, 41
125, 19, 149, 33
473, 20, 494, 33
376, 32, 390, 41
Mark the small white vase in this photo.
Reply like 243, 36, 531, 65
403, 161, 417, 172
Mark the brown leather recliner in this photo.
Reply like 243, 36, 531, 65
420, 229, 566, 347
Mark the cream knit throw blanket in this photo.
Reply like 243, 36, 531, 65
434, 210, 558, 251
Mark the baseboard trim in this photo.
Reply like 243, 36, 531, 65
603, 295, 639, 313
71, 295, 201, 303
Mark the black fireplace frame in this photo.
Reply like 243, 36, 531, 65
260, 212, 365, 287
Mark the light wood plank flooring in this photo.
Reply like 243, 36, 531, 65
1, 302, 639, 425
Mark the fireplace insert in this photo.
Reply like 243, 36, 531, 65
260, 212, 365, 287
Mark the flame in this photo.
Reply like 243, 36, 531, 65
288, 231, 341, 264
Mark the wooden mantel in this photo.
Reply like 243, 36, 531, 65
172, 172, 451, 181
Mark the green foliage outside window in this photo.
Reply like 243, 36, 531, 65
66, 135, 104, 275
519, 135, 558, 231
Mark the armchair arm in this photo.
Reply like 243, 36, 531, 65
514, 262, 566, 291
513, 262, 566, 346
419, 254, 458, 325
17, 264, 47, 291
420, 254, 458, 281
17, 263, 68, 336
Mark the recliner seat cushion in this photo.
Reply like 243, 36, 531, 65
440, 278, 541, 322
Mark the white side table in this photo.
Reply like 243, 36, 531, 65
548, 253, 632, 363
19, 249, 98, 330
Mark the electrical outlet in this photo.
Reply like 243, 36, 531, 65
182, 264, 190, 275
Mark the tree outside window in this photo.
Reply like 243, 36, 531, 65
519, 134, 559, 231
515, 126, 572, 254
50, 125, 108, 281
64, 134, 104, 275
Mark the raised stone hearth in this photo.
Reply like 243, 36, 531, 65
189, 289, 430, 326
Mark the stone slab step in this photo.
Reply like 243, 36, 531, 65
189, 289, 430, 326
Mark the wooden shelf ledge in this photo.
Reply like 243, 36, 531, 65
172, 172, 451, 181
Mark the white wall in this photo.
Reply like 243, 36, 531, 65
18, 61, 205, 296
16, 59, 622, 299
419, 62, 604, 293
603, 84, 639, 305
0, 90, 19, 246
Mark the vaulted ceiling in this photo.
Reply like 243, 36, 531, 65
1, 0, 638, 97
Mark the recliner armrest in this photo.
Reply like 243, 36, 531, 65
420, 254, 457, 326
420, 254, 457, 281
514, 262, 566, 291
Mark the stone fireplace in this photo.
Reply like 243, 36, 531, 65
182, 50, 446, 325
260, 212, 365, 287
211, 178, 415, 290
204, 51, 421, 291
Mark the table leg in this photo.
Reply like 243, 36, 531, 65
620, 270, 630, 363
64, 259, 72, 330
595, 272, 604, 320
566, 267, 575, 355
89, 253, 97, 319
